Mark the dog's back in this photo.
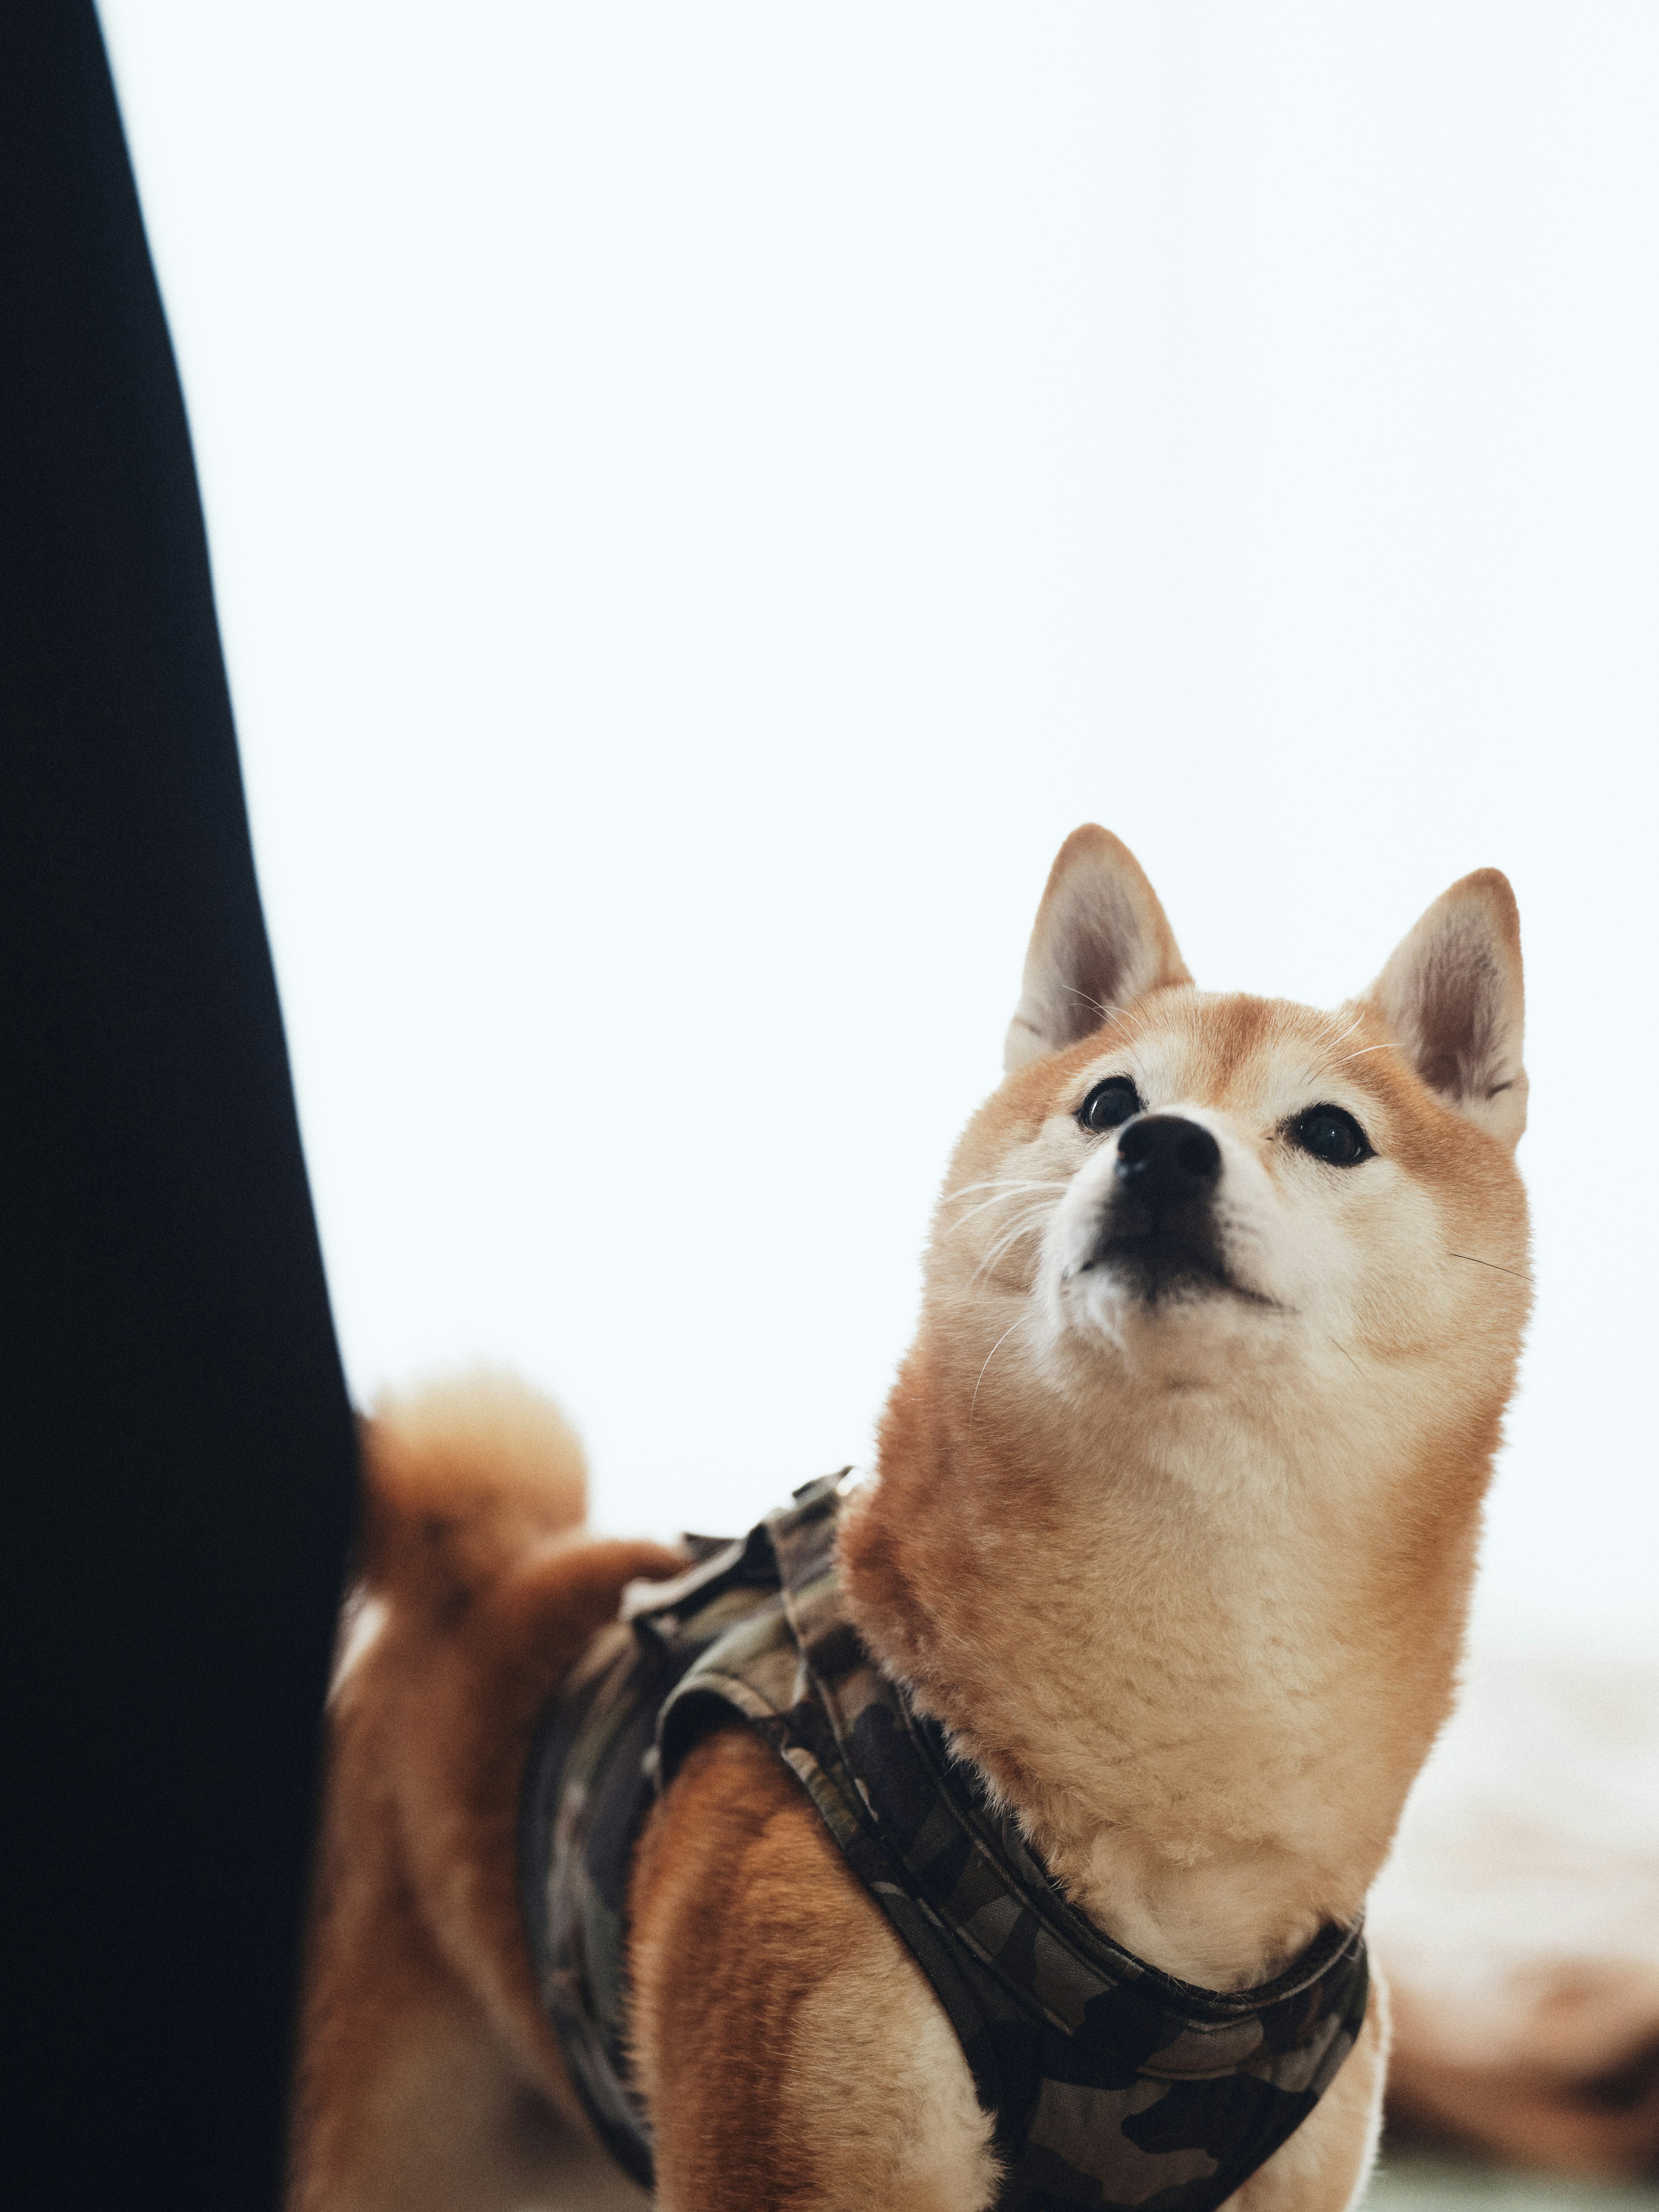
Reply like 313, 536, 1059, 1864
292, 1377, 677, 2212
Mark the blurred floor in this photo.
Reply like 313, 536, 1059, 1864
1365, 2148, 1659, 2210
494, 2136, 1659, 2211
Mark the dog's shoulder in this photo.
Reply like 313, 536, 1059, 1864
629, 1724, 1001, 2212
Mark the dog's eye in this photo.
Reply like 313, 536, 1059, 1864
1289, 1105, 1373, 1167
1076, 1077, 1142, 1134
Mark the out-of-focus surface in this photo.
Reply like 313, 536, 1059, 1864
1374, 1652, 1659, 2181
434, 2129, 1659, 2210
1364, 2148, 1659, 2209
95, 2, 1659, 1653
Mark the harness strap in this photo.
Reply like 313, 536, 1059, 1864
522, 1479, 1370, 2212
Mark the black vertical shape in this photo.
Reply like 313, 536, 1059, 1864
0, 4, 359, 2204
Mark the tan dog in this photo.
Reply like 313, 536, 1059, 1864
292, 827, 1531, 2212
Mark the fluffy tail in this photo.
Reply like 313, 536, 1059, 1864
356, 1371, 588, 1621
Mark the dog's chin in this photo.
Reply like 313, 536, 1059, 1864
1058, 1236, 1282, 1388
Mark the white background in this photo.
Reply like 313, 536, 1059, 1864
101, 4, 1657, 1647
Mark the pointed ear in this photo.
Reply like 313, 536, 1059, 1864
1004, 827, 1192, 1074
1365, 869, 1527, 1146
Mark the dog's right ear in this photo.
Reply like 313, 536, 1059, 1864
1004, 827, 1192, 1074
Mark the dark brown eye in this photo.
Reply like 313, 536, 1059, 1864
1289, 1104, 1373, 1166
1076, 1076, 1142, 1134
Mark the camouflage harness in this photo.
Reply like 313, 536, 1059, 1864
520, 1477, 1370, 2210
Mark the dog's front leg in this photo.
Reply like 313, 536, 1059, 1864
629, 1728, 1001, 2211
1220, 1975, 1391, 2212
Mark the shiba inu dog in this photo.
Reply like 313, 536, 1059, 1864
292, 827, 1530, 2212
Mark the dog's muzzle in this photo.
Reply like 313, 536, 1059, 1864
1089, 1115, 1230, 1300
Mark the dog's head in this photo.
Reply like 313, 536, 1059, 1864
929, 826, 1530, 1439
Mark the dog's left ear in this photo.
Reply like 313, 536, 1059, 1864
1365, 870, 1527, 1147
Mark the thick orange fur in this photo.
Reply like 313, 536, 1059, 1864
629, 1730, 1001, 2212
840, 988, 1527, 1988
294, 836, 1536, 2210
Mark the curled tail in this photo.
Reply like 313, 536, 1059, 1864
357, 1371, 589, 1623
302, 1376, 679, 2190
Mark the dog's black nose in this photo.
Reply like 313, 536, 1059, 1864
1114, 1116, 1221, 1208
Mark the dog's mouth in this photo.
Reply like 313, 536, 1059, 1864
1090, 1226, 1236, 1303
1077, 1189, 1275, 1307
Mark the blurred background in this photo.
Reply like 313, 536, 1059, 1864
96, 5, 1657, 2199
98, 1, 1657, 1653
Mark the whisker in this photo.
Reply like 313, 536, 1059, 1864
945, 1177, 1068, 1205
944, 1182, 1068, 1235
1334, 1041, 1401, 1064
1063, 987, 1125, 1023
1320, 1014, 1367, 1054
969, 1316, 1026, 1435
975, 1200, 1057, 1261
952, 1197, 1042, 1238
1448, 1251, 1528, 1282
970, 1206, 1056, 1284
1062, 989, 1145, 1047
980, 1205, 1052, 1254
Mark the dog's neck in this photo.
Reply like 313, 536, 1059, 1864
839, 1320, 1493, 1992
